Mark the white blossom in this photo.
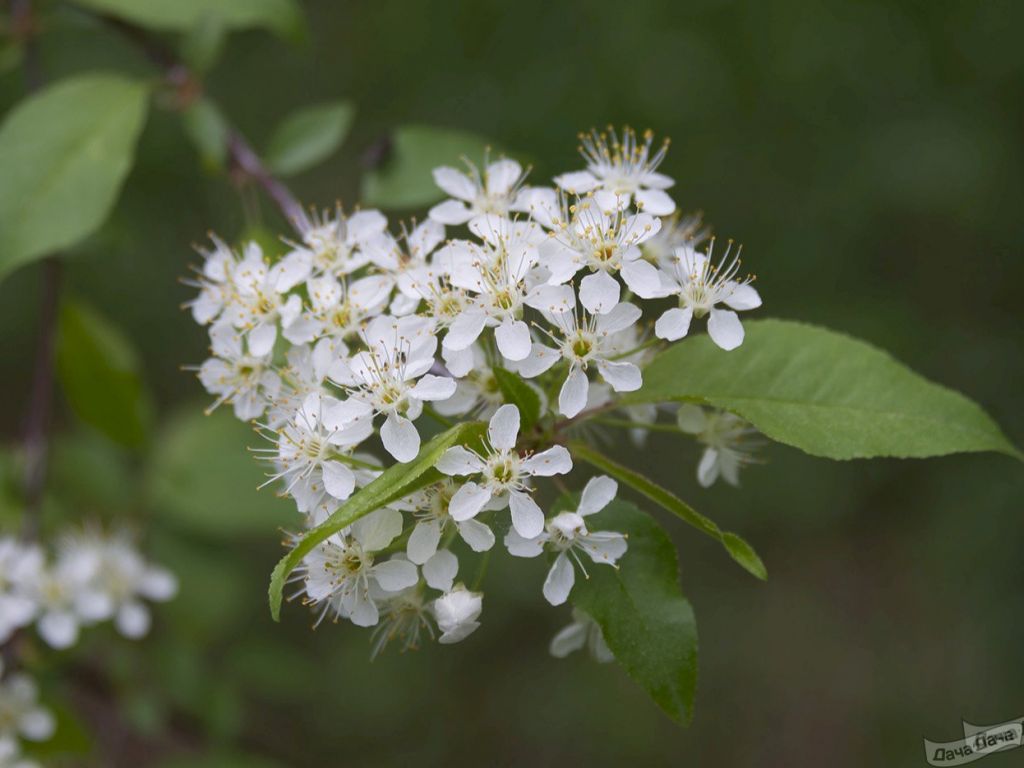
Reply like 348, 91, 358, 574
396, 481, 496, 566
0, 540, 41, 644
436, 405, 572, 538
224, 242, 304, 357
677, 405, 760, 487
429, 158, 528, 226
198, 320, 281, 420
504, 475, 626, 605
0, 663, 54, 748
279, 207, 388, 280
550, 609, 614, 662
432, 584, 483, 644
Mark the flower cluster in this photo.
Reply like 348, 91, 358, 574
0, 528, 176, 762
188, 127, 763, 656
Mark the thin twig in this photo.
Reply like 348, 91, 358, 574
95, 13, 307, 233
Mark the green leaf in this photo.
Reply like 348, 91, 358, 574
0, 74, 149, 282
361, 124, 495, 209
268, 420, 486, 621
265, 101, 355, 176
146, 406, 293, 536
73, 0, 304, 41
56, 300, 151, 449
180, 15, 227, 74
493, 367, 541, 431
182, 97, 229, 171
570, 498, 699, 725
625, 319, 1021, 461
569, 441, 767, 580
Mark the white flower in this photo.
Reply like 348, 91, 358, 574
429, 158, 528, 226
504, 475, 626, 605
437, 216, 556, 363
263, 392, 375, 518
555, 127, 676, 215
640, 210, 710, 265
187, 235, 244, 325
198, 320, 281, 421
677, 405, 760, 487
653, 241, 761, 351
264, 339, 335, 428
298, 508, 419, 627
0, 540, 41, 644
514, 301, 643, 418
369, 586, 434, 659
278, 207, 388, 280
329, 315, 456, 462
0, 665, 55, 746
537, 197, 663, 312
435, 405, 572, 538
225, 242, 305, 357
550, 609, 613, 662
362, 219, 446, 315
283, 273, 393, 346
397, 481, 496, 566
432, 584, 483, 644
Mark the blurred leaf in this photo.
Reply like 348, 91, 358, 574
50, 430, 135, 512
493, 366, 541, 431
0, 74, 149, 283
182, 97, 229, 171
146, 407, 291, 536
570, 498, 699, 726
181, 15, 227, 74
361, 124, 494, 209
626, 319, 1022, 460
56, 300, 152, 449
265, 101, 355, 176
570, 441, 767, 580
73, 0, 304, 41
269, 420, 487, 620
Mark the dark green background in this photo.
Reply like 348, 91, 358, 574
1, 1, 1021, 765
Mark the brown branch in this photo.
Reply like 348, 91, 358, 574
94, 12, 308, 234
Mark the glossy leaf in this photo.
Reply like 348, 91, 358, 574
493, 366, 541, 431
74, 0, 304, 41
361, 124, 494, 209
0, 74, 148, 282
265, 101, 355, 176
56, 300, 151, 449
626, 319, 1020, 461
570, 441, 767, 580
570, 498, 699, 725
268, 421, 486, 620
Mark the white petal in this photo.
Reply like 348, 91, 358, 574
642, 171, 675, 189
486, 158, 522, 195
521, 445, 572, 477
513, 344, 560, 378
457, 519, 495, 552
116, 602, 151, 639
433, 166, 477, 201
409, 374, 457, 402
441, 344, 475, 378
697, 447, 720, 487
353, 507, 404, 551
20, 706, 56, 741
549, 621, 588, 658
578, 475, 618, 516
495, 319, 532, 362
407, 519, 442, 564
655, 307, 693, 341
429, 199, 473, 225
503, 527, 546, 558
436, 446, 486, 475
509, 491, 545, 538
579, 271, 620, 315
597, 360, 642, 392
322, 460, 356, 500
347, 589, 380, 627
443, 311, 487, 351
723, 282, 762, 311
542, 553, 576, 606
422, 549, 458, 592
676, 404, 708, 434
373, 559, 419, 592
488, 404, 521, 451
524, 283, 575, 315
345, 210, 388, 243
554, 170, 599, 193
579, 531, 628, 564
381, 413, 421, 463
707, 308, 745, 350
634, 188, 676, 216
620, 258, 665, 298
38, 611, 78, 649
558, 367, 590, 418
596, 301, 641, 334
248, 321, 277, 357
449, 482, 491, 521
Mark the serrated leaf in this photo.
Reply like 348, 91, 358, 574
569, 441, 766, 580
73, 0, 304, 41
626, 319, 1020, 461
145, 406, 292, 536
0, 74, 148, 282
361, 124, 495, 209
265, 101, 355, 176
182, 97, 229, 170
493, 367, 541, 431
268, 421, 486, 620
570, 498, 699, 725
56, 300, 152, 449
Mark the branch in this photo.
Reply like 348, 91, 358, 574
96, 13, 308, 233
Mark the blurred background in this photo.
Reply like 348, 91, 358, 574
1, 0, 1022, 765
